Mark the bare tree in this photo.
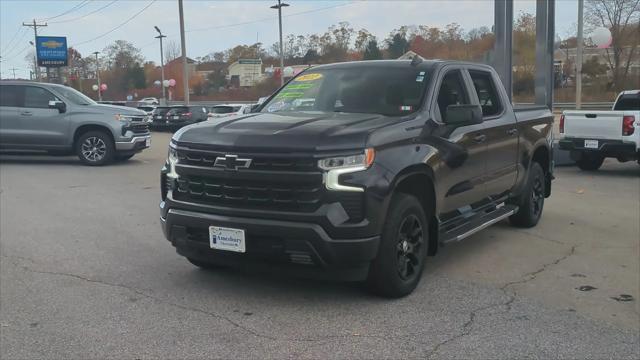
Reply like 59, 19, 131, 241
164, 40, 181, 63
585, 0, 640, 90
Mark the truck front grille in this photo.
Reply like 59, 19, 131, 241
178, 149, 316, 173
172, 175, 323, 212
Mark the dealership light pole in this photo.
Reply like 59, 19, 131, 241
93, 51, 102, 101
154, 26, 167, 103
576, 0, 584, 110
270, 0, 289, 86
178, 0, 189, 105
29, 41, 37, 80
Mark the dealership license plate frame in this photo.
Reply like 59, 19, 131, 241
209, 226, 246, 253
584, 139, 599, 149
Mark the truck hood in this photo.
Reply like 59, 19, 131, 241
89, 103, 146, 116
173, 111, 395, 152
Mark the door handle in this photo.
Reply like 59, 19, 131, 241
20, 111, 32, 116
507, 128, 518, 136
473, 134, 487, 143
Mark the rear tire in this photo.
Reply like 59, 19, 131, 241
509, 162, 545, 228
576, 152, 604, 171
366, 193, 429, 298
75, 131, 115, 166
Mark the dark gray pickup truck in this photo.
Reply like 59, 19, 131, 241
160, 60, 554, 297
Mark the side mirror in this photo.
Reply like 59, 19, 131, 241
48, 100, 66, 113
445, 104, 482, 126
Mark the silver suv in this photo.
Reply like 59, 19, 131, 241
0, 81, 151, 165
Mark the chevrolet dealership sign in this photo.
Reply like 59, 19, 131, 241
36, 36, 68, 67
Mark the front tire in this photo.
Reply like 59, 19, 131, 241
576, 152, 604, 171
366, 193, 429, 298
76, 131, 115, 166
509, 162, 545, 228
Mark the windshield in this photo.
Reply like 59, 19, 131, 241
261, 67, 429, 116
54, 86, 96, 105
138, 106, 154, 112
614, 95, 640, 111
153, 107, 171, 115
211, 106, 240, 114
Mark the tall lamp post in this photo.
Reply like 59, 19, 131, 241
93, 51, 102, 101
154, 26, 167, 104
29, 41, 37, 80
270, 0, 289, 86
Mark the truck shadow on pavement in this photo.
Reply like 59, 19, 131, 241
0, 154, 144, 167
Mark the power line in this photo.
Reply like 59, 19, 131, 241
49, 0, 118, 24
1, 28, 28, 57
185, 2, 353, 33
38, 0, 92, 22
71, 0, 156, 47
1, 27, 26, 55
2, 43, 31, 62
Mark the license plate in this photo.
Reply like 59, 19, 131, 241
584, 139, 599, 149
209, 226, 245, 253
145, 137, 151, 147
173, 116, 180, 120
155, 115, 162, 119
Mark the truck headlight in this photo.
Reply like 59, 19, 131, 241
115, 114, 136, 122
319, 148, 375, 192
167, 145, 179, 178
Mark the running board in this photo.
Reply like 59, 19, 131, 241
439, 204, 518, 244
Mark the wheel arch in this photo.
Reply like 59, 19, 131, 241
73, 124, 115, 148
390, 165, 439, 256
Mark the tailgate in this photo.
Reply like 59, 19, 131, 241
564, 111, 623, 140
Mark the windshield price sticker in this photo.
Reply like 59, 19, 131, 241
295, 73, 323, 82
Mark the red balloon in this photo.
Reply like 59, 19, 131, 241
100, 84, 108, 91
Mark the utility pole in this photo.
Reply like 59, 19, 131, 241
93, 51, 102, 101
576, 0, 584, 110
154, 26, 167, 103
178, 0, 189, 105
271, 0, 289, 86
22, 19, 47, 81
29, 41, 37, 81
10, 68, 18, 79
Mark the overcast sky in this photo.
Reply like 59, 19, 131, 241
0, 0, 579, 79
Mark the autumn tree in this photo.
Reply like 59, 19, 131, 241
164, 40, 180, 62
585, 0, 640, 90
363, 40, 382, 60
386, 31, 410, 58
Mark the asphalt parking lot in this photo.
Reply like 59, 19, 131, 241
1, 131, 639, 359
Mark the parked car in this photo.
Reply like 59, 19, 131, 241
153, 105, 208, 131
160, 60, 554, 297
0, 80, 150, 165
139, 97, 159, 105
559, 89, 639, 170
137, 105, 156, 115
207, 104, 253, 119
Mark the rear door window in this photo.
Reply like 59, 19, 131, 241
0, 85, 21, 107
24, 86, 59, 109
469, 70, 503, 117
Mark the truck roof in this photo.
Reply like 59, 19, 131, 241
619, 90, 640, 95
309, 59, 495, 72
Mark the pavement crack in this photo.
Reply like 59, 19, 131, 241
425, 245, 577, 358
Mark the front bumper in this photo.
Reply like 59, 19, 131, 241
115, 135, 151, 152
160, 206, 380, 280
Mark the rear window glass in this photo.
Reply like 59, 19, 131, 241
210, 106, 239, 114
614, 95, 640, 111
167, 107, 189, 114
152, 107, 171, 115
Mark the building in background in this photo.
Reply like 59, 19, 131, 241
227, 58, 263, 88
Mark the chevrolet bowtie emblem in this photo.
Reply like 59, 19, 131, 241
213, 155, 252, 170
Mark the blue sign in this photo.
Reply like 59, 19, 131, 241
36, 36, 68, 67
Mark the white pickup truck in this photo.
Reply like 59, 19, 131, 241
559, 90, 640, 170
